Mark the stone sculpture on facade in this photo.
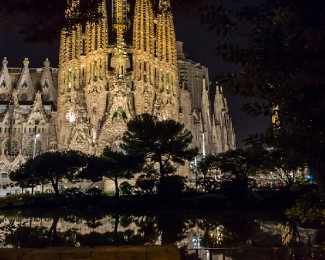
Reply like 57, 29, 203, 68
0, 0, 235, 194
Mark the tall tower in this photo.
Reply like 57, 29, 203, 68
96, 0, 133, 152
132, 0, 156, 115
57, 0, 109, 153
154, 0, 179, 120
0, 0, 237, 188
55, 0, 232, 157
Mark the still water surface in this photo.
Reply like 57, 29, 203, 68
0, 209, 323, 259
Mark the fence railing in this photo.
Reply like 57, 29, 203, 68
184, 247, 325, 260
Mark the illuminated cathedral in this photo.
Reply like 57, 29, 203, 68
0, 0, 235, 193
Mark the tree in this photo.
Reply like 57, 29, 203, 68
4, 216, 80, 248
122, 114, 197, 184
198, 147, 267, 192
11, 151, 87, 196
198, 0, 325, 184
285, 190, 325, 226
134, 173, 159, 195
196, 154, 221, 192
79, 147, 143, 198
10, 160, 41, 194
262, 147, 307, 188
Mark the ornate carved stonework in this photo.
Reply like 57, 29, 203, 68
0, 0, 236, 184
54, 0, 236, 156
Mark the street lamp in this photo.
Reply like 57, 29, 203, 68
192, 234, 202, 259
202, 132, 206, 157
33, 133, 40, 159
192, 234, 202, 249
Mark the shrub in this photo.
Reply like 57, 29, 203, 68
135, 174, 158, 195
85, 187, 102, 196
62, 187, 84, 198
119, 181, 134, 196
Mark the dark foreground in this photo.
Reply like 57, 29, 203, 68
0, 207, 324, 260
0, 246, 324, 260
0, 245, 180, 260
0, 188, 309, 211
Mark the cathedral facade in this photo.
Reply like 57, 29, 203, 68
0, 0, 235, 194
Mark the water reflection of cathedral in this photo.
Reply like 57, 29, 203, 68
0, 215, 319, 259
0, 0, 235, 191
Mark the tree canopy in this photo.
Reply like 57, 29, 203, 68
199, 0, 325, 182
10, 159, 41, 193
10, 151, 88, 195
79, 147, 144, 198
198, 147, 267, 192
122, 113, 197, 181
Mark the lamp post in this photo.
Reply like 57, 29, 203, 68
202, 132, 206, 158
190, 157, 199, 190
33, 130, 40, 159
194, 157, 198, 191
192, 234, 201, 259
32, 128, 41, 193
66, 111, 76, 147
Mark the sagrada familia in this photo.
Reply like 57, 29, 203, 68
0, 0, 235, 189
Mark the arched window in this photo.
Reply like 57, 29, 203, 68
10, 140, 19, 155
36, 140, 42, 155
25, 141, 34, 156
25, 140, 42, 156
3, 139, 20, 156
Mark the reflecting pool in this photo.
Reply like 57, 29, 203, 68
0, 209, 323, 259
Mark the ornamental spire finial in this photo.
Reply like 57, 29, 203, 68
2, 57, 8, 67
23, 58, 30, 67
159, 0, 171, 11
44, 58, 50, 68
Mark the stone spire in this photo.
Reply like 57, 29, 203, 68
133, 0, 155, 56
112, 0, 130, 79
39, 58, 57, 103
86, 0, 108, 54
16, 58, 35, 101
56, 0, 109, 152
154, 0, 179, 121
201, 78, 211, 126
132, 0, 156, 116
0, 57, 12, 101
59, 0, 80, 65
214, 85, 225, 125
213, 83, 236, 151
59, 0, 108, 66
156, 0, 177, 65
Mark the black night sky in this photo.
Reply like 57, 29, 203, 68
0, 1, 270, 147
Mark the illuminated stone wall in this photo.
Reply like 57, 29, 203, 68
0, 0, 236, 190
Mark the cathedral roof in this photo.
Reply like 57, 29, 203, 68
0, 58, 58, 108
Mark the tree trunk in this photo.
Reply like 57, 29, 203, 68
159, 160, 164, 181
49, 216, 59, 246
51, 179, 60, 196
114, 174, 119, 198
113, 213, 120, 246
